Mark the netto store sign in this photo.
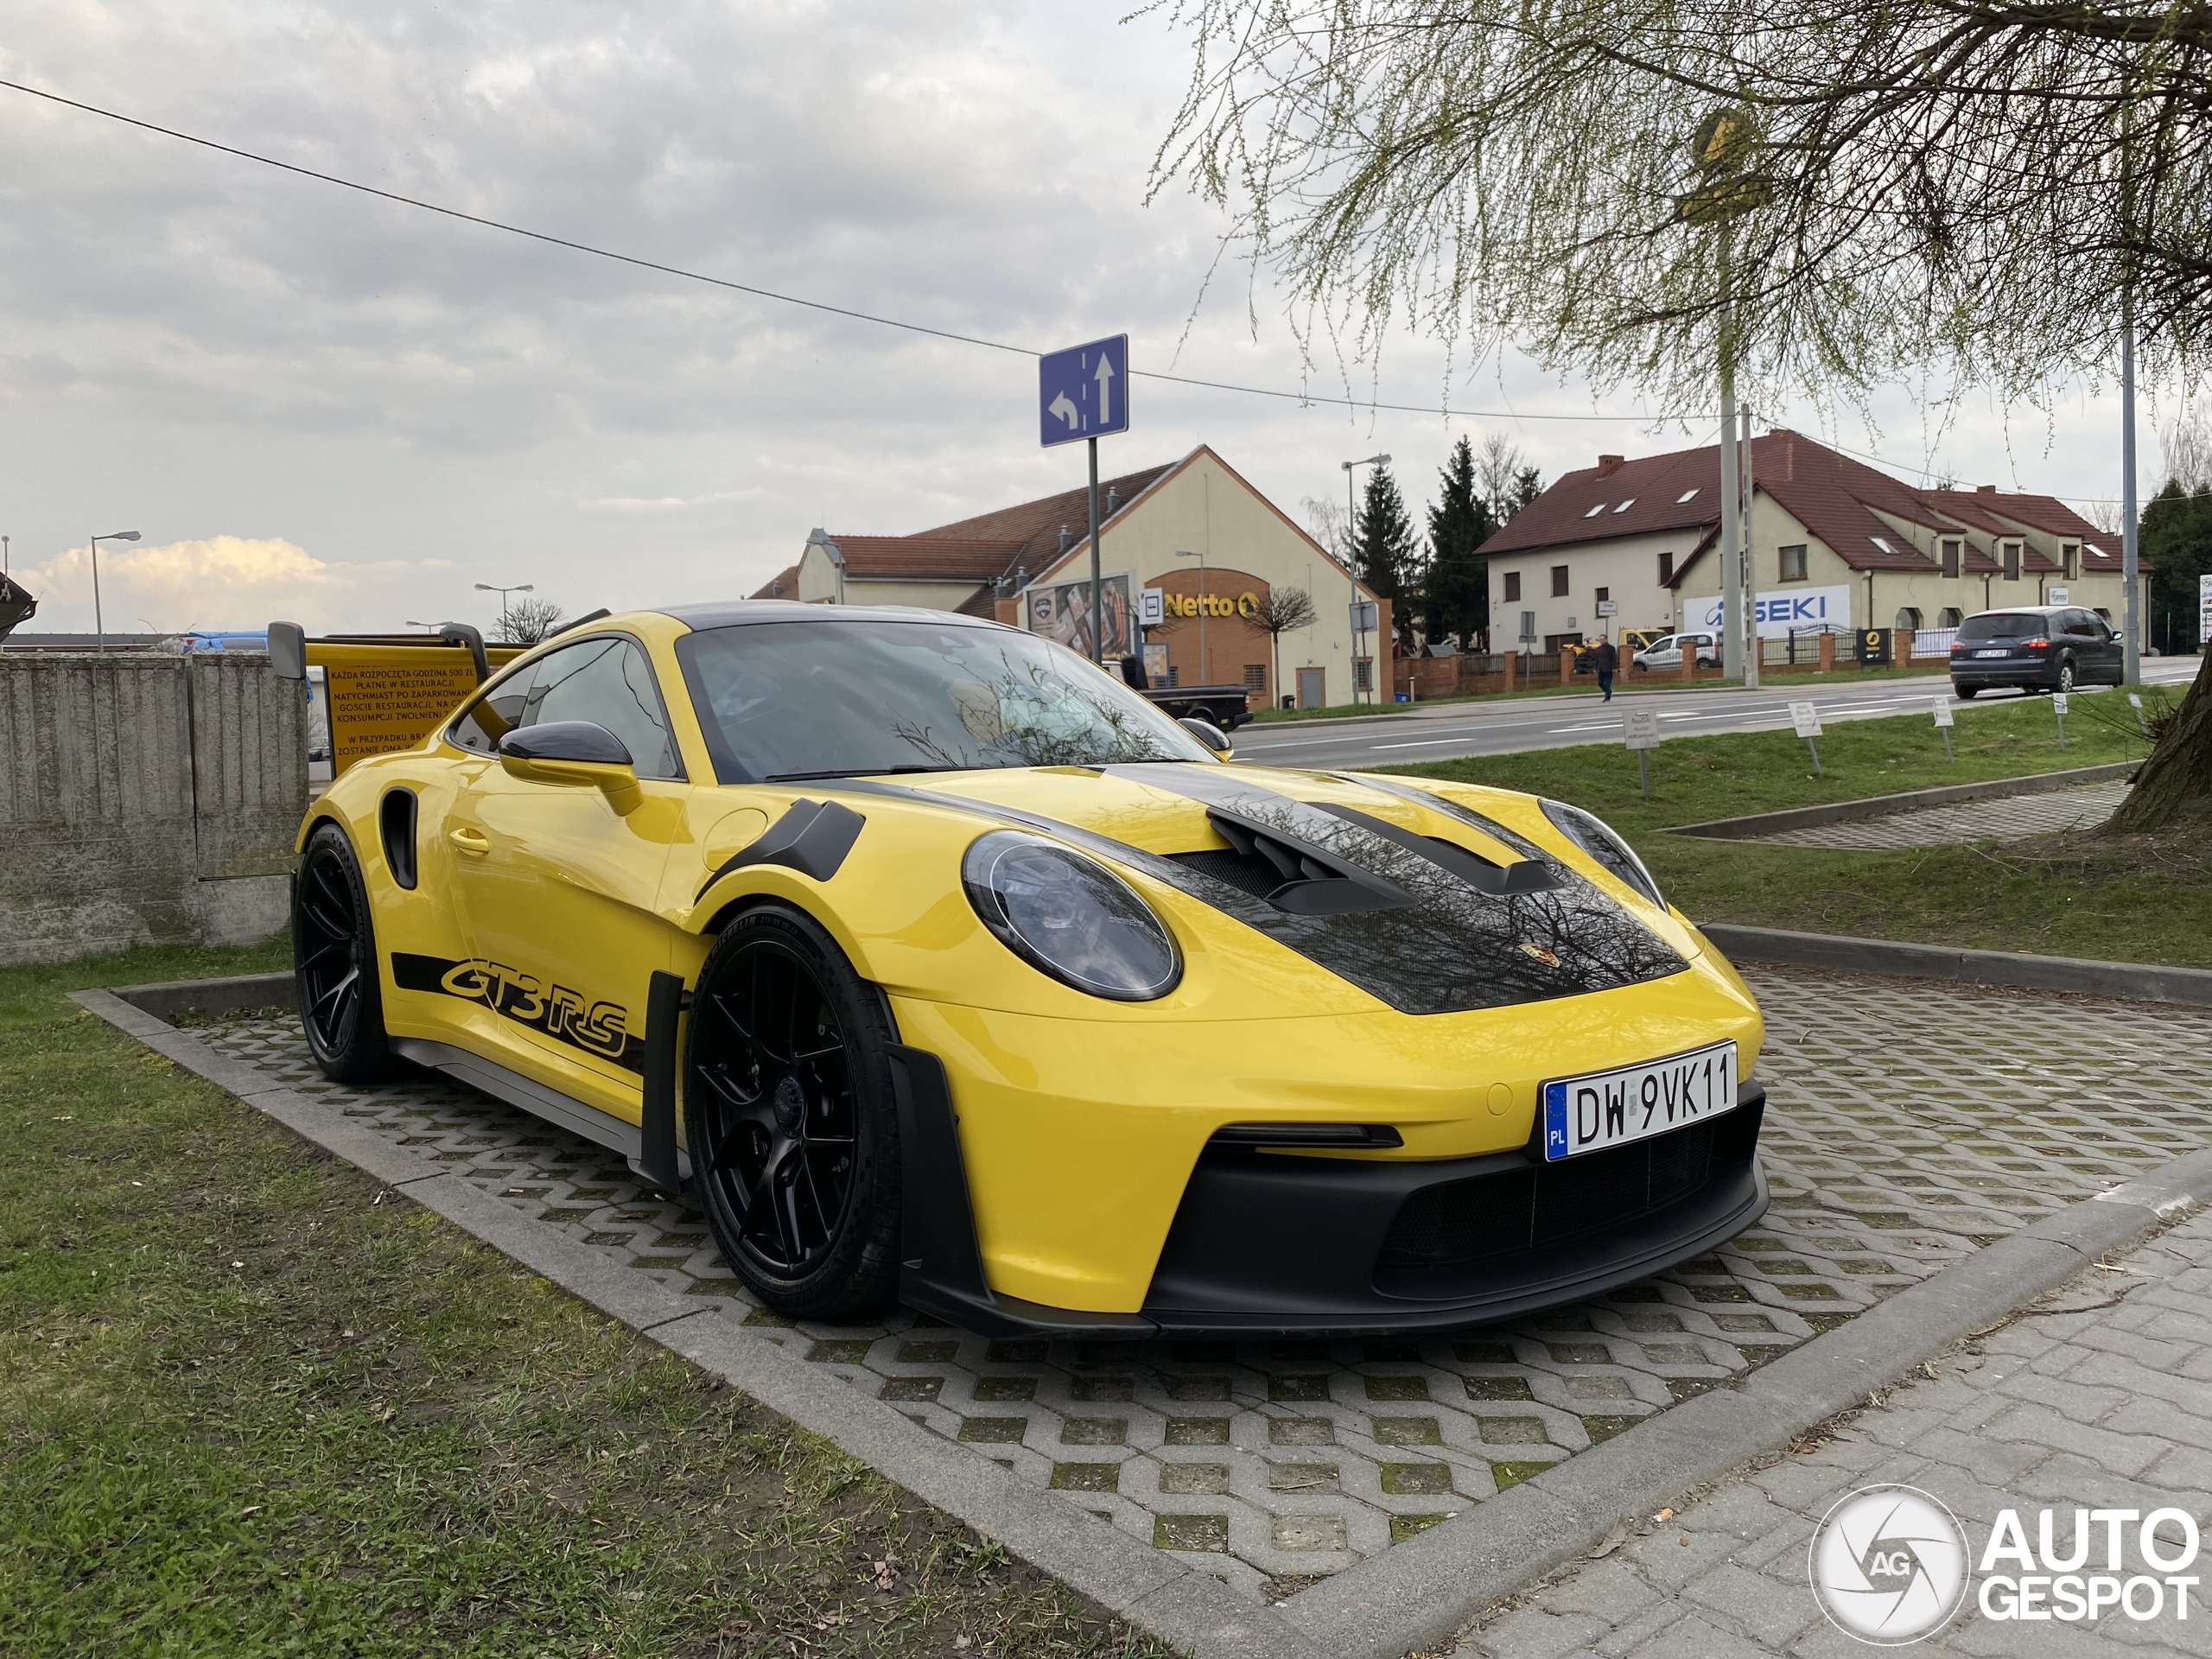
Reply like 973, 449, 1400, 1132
1160, 589, 1260, 620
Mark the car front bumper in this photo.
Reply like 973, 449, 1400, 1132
893, 1035, 1769, 1338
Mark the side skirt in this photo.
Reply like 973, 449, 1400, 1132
391, 1037, 693, 1187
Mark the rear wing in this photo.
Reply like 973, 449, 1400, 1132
267, 621, 527, 779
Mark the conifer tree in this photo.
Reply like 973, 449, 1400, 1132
1423, 436, 1496, 649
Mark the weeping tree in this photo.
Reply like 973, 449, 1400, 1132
1145, 0, 2212, 827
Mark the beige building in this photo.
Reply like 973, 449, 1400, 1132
756, 445, 1389, 708
1476, 431, 2151, 651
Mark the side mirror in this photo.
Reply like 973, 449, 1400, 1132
1179, 716, 1233, 760
498, 721, 642, 815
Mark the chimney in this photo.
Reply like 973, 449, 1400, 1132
1595, 455, 1624, 479
1976, 484, 1997, 494
1106, 486, 1122, 513
1058, 524, 1074, 552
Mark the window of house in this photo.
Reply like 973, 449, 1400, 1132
1896, 607, 1923, 632
1594, 586, 1611, 603
1657, 550, 1675, 584
1242, 664, 1268, 695
1503, 571, 1522, 602
1550, 565, 1570, 597
1675, 488, 1700, 504
1611, 498, 1636, 513
1940, 538, 1962, 579
1870, 536, 1897, 556
1938, 607, 1962, 627
1778, 544, 1808, 582
2001, 540, 2022, 581
1584, 502, 1607, 518
1353, 658, 1374, 691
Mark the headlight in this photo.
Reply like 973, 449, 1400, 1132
1540, 800, 1666, 911
963, 830, 1182, 1001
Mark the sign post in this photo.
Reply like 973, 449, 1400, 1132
1039, 334, 1131, 663
1624, 706, 1661, 799
2051, 690, 2069, 749
1789, 699, 1825, 776
2129, 690, 2149, 736
2199, 573, 2212, 650
1930, 695, 1954, 763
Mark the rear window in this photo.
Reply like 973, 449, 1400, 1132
1957, 613, 2045, 641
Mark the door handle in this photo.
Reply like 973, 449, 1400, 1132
448, 827, 491, 855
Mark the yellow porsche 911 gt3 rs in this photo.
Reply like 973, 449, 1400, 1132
290, 601, 1766, 1336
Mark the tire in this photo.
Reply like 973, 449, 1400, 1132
684, 905, 902, 1320
2056, 661, 2076, 694
1954, 683, 1979, 699
294, 822, 401, 1083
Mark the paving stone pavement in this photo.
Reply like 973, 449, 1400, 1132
188, 964, 2212, 1604
1752, 782, 2131, 849
1451, 1203, 2212, 1657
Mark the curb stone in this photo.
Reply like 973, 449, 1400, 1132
1664, 760, 2138, 841
1701, 925, 2212, 1007
70, 980, 2212, 1659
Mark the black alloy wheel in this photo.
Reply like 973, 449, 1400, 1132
293, 823, 399, 1082
685, 906, 900, 1319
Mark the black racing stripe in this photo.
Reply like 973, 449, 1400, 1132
826, 768, 1688, 1015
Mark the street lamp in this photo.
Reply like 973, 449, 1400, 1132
1340, 454, 1390, 702
475, 582, 533, 636
1174, 550, 1206, 686
89, 531, 141, 653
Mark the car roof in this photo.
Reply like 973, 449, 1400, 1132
657, 599, 1014, 632
1971, 605, 2069, 617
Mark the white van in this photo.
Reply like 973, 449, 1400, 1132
1631, 630, 1721, 671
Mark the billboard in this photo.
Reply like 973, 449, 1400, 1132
1025, 572, 1134, 662
1695, 584, 1851, 639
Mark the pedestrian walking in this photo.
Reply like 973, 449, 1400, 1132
1591, 632, 1619, 702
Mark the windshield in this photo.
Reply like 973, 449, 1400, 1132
675, 619, 1213, 783
1958, 613, 2046, 641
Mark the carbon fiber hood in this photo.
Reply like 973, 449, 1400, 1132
842, 766, 1688, 1016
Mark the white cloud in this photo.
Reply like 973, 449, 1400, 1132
18, 536, 456, 636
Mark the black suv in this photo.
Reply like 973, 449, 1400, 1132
1949, 605, 2123, 697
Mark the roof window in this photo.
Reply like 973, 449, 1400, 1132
1611, 498, 1636, 513
1584, 503, 1608, 518
1870, 536, 1896, 555
1676, 488, 1700, 503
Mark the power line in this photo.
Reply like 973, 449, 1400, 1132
0, 75, 1665, 424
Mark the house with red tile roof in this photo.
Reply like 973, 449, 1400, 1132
1476, 429, 2148, 654
753, 445, 1389, 707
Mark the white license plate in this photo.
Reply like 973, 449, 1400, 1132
1541, 1041, 1738, 1161
1974, 649, 2009, 658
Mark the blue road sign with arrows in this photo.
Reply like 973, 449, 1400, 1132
1039, 334, 1129, 448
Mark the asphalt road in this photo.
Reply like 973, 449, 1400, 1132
1232, 656, 2202, 771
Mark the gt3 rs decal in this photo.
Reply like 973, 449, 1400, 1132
390, 952, 646, 1073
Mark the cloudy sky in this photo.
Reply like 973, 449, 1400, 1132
0, 1, 2171, 637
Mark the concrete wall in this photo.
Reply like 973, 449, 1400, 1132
0, 652, 306, 966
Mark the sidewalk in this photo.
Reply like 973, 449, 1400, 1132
1453, 1205, 2212, 1657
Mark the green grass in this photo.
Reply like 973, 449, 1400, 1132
1391, 693, 2212, 968
0, 939, 1166, 1659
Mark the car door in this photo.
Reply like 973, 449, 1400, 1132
440, 632, 690, 1108
2086, 611, 2123, 682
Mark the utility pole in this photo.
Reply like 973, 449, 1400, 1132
1719, 300, 1744, 682
1740, 404, 1758, 688
2121, 293, 2142, 685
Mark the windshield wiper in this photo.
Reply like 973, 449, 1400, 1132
764, 765, 966, 782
